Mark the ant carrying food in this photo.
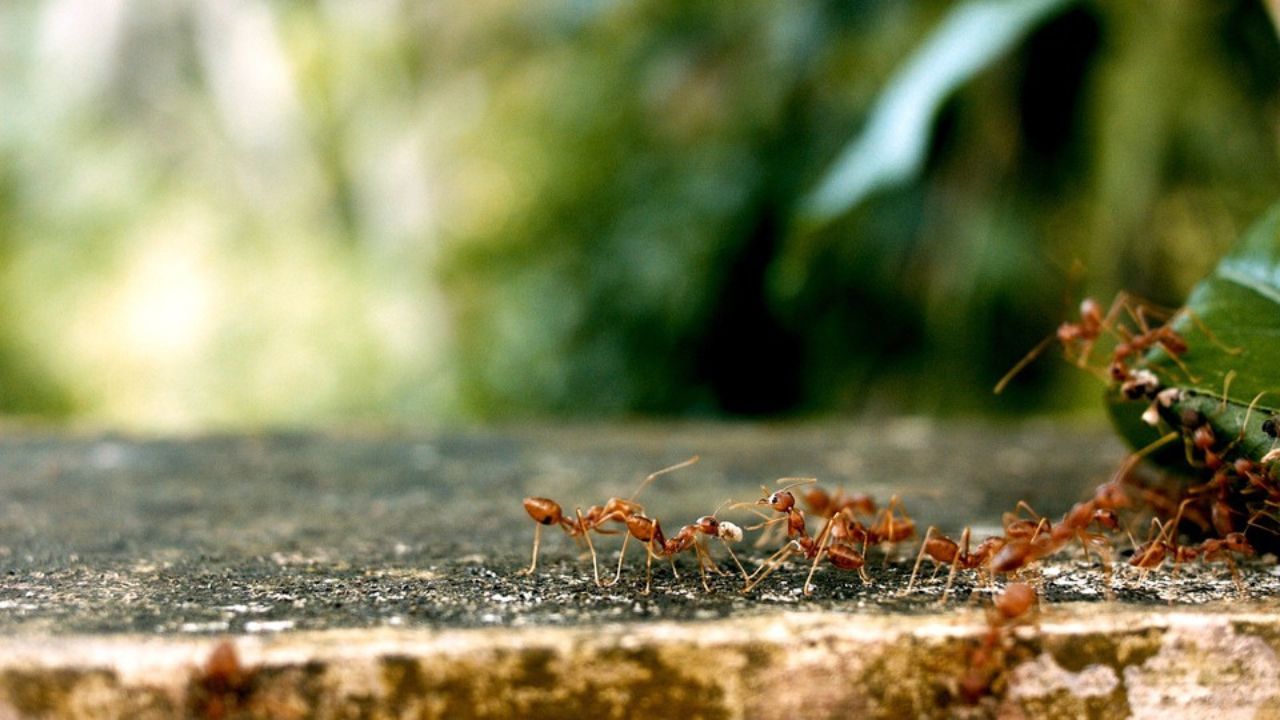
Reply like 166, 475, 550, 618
615, 506, 748, 595
518, 456, 699, 584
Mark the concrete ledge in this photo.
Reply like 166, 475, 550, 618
4, 605, 1280, 719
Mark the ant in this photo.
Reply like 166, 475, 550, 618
804, 487, 877, 520
956, 582, 1037, 705
798, 510, 872, 595
616, 506, 748, 595
906, 526, 1006, 603
743, 482, 898, 594
1130, 499, 1255, 589
994, 296, 1119, 394
518, 456, 699, 584
736, 479, 817, 588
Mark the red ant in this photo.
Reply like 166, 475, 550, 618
1130, 499, 1256, 589
804, 487, 877, 520
616, 504, 748, 595
736, 479, 872, 594
957, 581, 1037, 705
798, 510, 872, 595
518, 456, 699, 584
906, 527, 1006, 603
994, 296, 1118, 393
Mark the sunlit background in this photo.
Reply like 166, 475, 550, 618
0, 0, 1277, 430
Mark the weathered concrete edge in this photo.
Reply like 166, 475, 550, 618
3, 605, 1280, 719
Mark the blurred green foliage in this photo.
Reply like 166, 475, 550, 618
0, 0, 1277, 428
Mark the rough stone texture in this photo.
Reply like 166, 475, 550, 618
0, 420, 1278, 718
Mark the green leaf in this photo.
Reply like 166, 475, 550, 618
1108, 202, 1280, 468
798, 0, 1074, 225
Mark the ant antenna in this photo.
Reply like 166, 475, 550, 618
773, 477, 818, 493
1238, 391, 1269, 441
993, 335, 1054, 395
1111, 431, 1179, 481
709, 498, 734, 517
1215, 371, 1237, 414
628, 455, 699, 502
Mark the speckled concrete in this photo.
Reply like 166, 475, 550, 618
0, 421, 1277, 718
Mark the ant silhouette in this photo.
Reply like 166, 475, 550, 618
518, 456, 699, 584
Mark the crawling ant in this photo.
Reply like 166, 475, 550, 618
804, 487, 876, 520
1130, 499, 1256, 589
518, 456, 699, 584
956, 582, 1037, 706
615, 505, 748, 594
188, 641, 255, 720
743, 482, 902, 594
735, 479, 871, 594
906, 527, 1005, 602
994, 296, 1116, 394
798, 510, 872, 595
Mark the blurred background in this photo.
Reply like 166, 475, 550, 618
0, 0, 1277, 430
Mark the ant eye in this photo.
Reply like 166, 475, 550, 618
768, 493, 780, 505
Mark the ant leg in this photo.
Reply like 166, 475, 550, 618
576, 509, 602, 586
906, 526, 938, 594
693, 540, 714, 592
743, 546, 795, 594
1013, 501, 1042, 522
1099, 541, 1114, 602
1077, 532, 1093, 564
803, 520, 835, 596
939, 528, 970, 605
1181, 306, 1243, 355
697, 538, 726, 576
668, 553, 680, 581
1227, 555, 1244, 593
719, 539, 750, 582
994, 335, 1054, 394
607, 534, 632, 587
803, 548, 828, 596
519, 524, 543, 576
642, 536, 655, 596
747, 543, 794, 583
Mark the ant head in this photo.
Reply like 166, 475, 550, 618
695, 515, 720, 535
1193, 424, 1216, 451
1080, 298, 1101, 321
1122, 369, 1161, 400
1092, 509, 1120, 531
756, 478, 813, 510
762, 491, 795, 511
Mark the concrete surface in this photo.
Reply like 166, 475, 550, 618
0, 420, 1278, 718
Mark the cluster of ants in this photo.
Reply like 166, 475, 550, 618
518, 294, 1280, 599
519, 456, 915, 596
514, 292, 1280, 706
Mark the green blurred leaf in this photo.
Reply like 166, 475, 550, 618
1109, 202, 1280, 467
799, 0, 1073, 225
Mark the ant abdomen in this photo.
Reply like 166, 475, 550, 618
523, 497, 563, 525
827, 543, 865, 570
